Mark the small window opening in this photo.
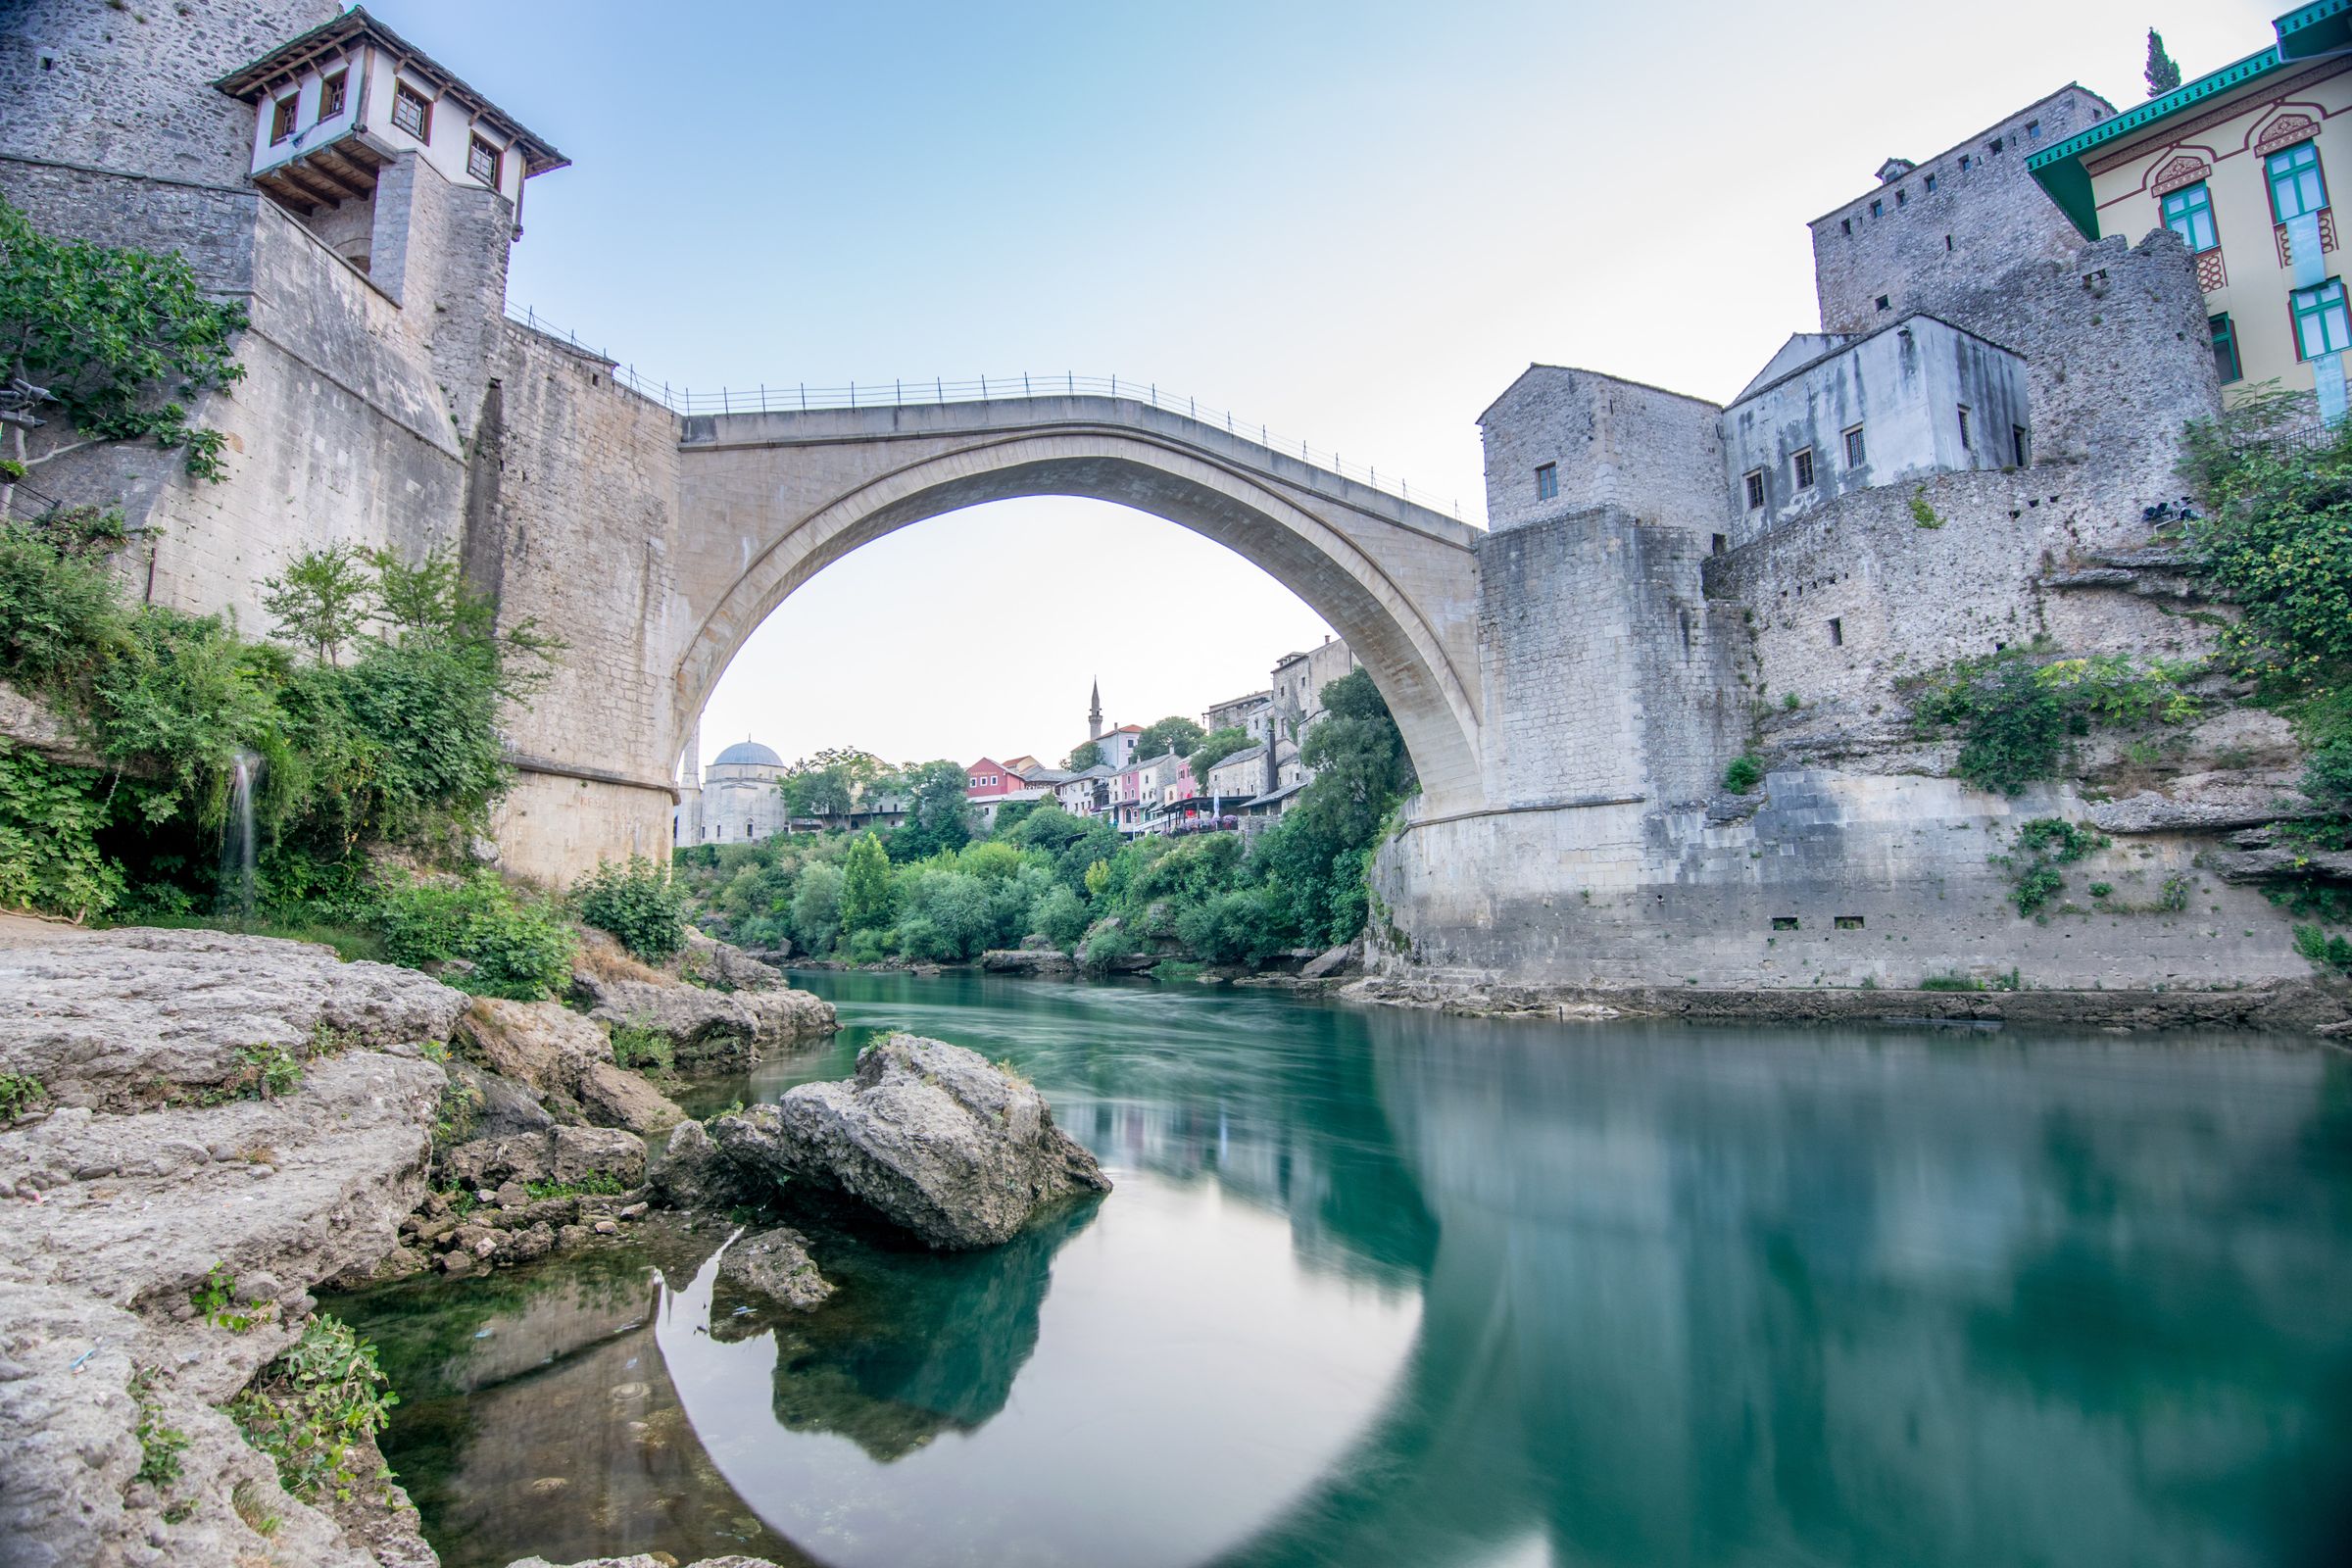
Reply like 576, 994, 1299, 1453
467, 134, 501, 185
1870, 199, 1883, 218
390, 80, 431, 139
1875, 294, 1890, 311
1534, 462, 1558, 501
1959, 153, 1973, 172
1792, 448, 1816, 489
1834, 915, 1865, 930
1895, 187, 1907, 207
1989, 135, 2004, 154
318, 71, 347, 119
1828, 617, 1843, 646
270, 95, 297, 143
1841, 218, 1851, 235
1743, 469, 1766, 511
2012, 425, 2029, 466
2027, 119, 2040, 140
1710, 532, 1727, 557
1944, 233, 1953, 251
1772, 916, 1800, 931
1843, 424, 1866, 467
1924, 172, 1937, 194
1957, 406, 1973, 450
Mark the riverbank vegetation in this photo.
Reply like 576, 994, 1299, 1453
676, 669, 1415, 970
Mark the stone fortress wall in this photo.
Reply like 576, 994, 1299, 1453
0, 4, 2330, 1004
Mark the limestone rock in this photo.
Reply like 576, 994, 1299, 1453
684, 928, 787, 991
0, 926, 466, 1111
442, 1124, 645, 1190
583, 972, 837, 1074
981, 947, 1077, 975
713, 1034, 1109, 1250
1299, 940, 1360, 980
2086, 770, 2322, 834
461, 996, 683, 1133
714, 1226, 834, 1311
649, 1118, 744, 1210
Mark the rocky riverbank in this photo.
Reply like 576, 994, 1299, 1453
1344, 971, 2352, 1035
0, 918, 835, 1568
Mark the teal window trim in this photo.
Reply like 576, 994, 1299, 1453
2161, 182, 2220, 253
2211, 314, 2242, 383
2290, 278, 2350, 360
2268, 141, 2328, 224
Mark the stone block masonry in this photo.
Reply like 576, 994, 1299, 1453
1479, 368, 1725, 536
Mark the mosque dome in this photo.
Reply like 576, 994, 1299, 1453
711, 740, 784, 768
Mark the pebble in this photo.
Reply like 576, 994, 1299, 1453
246, 1165, 274, 1179
72, 1163, 118, 1182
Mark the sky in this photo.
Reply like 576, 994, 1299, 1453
368, 0, 2273, 773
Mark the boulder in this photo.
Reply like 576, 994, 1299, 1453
0, 927, 466, 1111
712, 1034, 1109, 1250
648, 1119, 744, 1210
715, 1226, 834, 1312
585, 974, 837, 1073
981, 947, 1077, 975
460, 997, 684, 1134
1299, 940, 1360, 980
442, 1124, 645, 1191
684, 929, 788, 991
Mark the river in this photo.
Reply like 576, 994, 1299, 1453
334, 971, 2352, 1568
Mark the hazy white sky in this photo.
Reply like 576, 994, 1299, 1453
373, 0, 2270, 771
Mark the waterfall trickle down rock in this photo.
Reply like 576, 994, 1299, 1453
219, 749, 259, 927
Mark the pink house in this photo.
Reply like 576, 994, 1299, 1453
965, 758, 1021, 799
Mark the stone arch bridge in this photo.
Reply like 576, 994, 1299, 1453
492, 387, 1507, 875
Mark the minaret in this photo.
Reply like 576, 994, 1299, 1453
1088, 678, 1103, 741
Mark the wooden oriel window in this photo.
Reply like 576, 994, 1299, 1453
270, 95, 297, 143
391, 80, 431, 139
467, 135, 501, 185
318, 72, 347, 119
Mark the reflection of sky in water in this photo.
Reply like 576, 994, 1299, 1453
662, 1175, 1418, 1568
349, 972, 2352, 1568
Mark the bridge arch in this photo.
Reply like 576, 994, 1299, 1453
666, 398, 1486, 810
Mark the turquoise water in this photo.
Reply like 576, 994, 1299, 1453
338, 972, 2352, 1568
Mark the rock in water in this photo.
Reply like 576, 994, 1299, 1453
649, 1118, 743, 1209
715, 1226, 833, 1311
713, 1034, 1109, 1250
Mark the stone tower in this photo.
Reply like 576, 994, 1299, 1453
1088, 678, 1103, 741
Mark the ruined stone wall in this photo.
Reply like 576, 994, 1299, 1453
1480, 368, 1727, 535
0, 0, 337, 188
1809, 85, 2112, 335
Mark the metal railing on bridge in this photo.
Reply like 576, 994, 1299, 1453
509, 305, 1466, 519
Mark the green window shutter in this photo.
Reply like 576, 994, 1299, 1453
2211, 315, 2241, 383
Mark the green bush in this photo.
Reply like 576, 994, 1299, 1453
572, 855, 686, 962
1909, 645, 2199, 794
2294, 923, 2352, 974
0, 750, 125, 920
0, 1071, 46, 1121
1721, 755, 1763, 794
372, 872, 574, 998
228, 1315, 399, 1505
1992, 817, 2108, 917
608, 1022, 673, 1075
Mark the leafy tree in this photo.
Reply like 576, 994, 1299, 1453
2144, 28, 2181, 97
841, 831, 892, 933
260, 546, 374, 665
0, 197, 246, 497
1065, 739, 1102, 770
1189, 725, 1254, 789
1031, 883, 1089, 950
780, 747, 884, 818
789, 860, 844, 955
888, 760, 971, 860
1135, 715, 1204, 760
